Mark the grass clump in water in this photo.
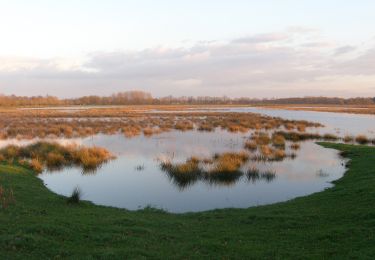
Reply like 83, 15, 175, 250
275, 131, 321, 142
323, 134, 339, 141
355, 135, 369, 144
210, 152, 249, 174
160, 152, 250, 188
290, 143, 301, 150
343, 135, 354, 143
244, 140, 257, 151
272, 134, 286, 148
0, 142, 115, 173
160, 157, 202, 189
251, 132, 271, 145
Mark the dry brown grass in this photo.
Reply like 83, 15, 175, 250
159, 151, 250, 188
343, 135, 354, 143
261, 104, 375, 115
0, 142, 115, 173
211, 152, 249, 173
244, 140, 257, 151
29, 159, 44, 173
272, 134, 286, 148
251, 132, 271, 145
0, 108, 322, 140
355, 135, 369, 144
290, 143, 301, 150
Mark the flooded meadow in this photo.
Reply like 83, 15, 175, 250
1, 106, 373, 212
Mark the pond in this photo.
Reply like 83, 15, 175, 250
36, 130, 347, 213
3, 107, 374, 213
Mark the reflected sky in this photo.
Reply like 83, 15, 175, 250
178, 107, 375, 136
2, 108, 369, 212
38, 130, 346, 213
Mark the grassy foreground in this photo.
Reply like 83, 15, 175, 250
0, 143, 374, 259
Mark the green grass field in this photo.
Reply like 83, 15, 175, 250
0, 143, 374, 259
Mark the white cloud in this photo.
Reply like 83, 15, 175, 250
0, 29, 375, 98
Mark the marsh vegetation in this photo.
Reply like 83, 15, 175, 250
0, 108, 322, 140
0, 142, 115, 173
0, 105, 371, 212
160, 151, 279, 189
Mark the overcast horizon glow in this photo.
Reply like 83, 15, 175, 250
1, 0, 375, 98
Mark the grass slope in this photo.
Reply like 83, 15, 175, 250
0, 143, 374, 259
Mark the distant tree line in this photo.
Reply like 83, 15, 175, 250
0, 91, 374, 107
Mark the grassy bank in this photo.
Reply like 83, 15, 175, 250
0, 143, 374, 258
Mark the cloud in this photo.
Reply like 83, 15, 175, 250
232, 33, 289, 44
334, 45, 357, 56
1, 29, 375, 98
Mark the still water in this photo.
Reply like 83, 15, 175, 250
37, 129, 346, 213
5, 107, 374, 213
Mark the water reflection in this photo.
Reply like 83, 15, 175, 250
35, 130, 346, 213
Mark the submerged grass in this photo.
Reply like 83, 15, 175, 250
0, 143, 374, 258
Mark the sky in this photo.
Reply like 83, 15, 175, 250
1, 0, 375, 98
